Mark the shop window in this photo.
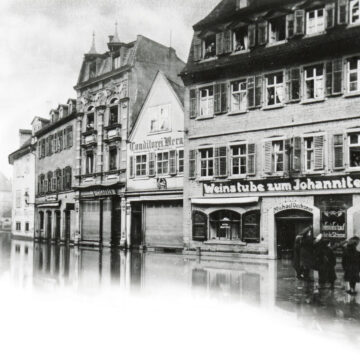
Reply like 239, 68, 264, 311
25, 222, 29, 232
203, 35, 216, 59
350, 0, 360, 24
349, 132, 360, 167
266, 72, 284, 106
39, 212, 44, 231
304, 64, 324, 100
192, 211, 208, 241
86, 112, 95, 131
347, 57, 360, 93
86, 152, 94, 174
268, 16, 286, 43
136, 154, 147, 177
209, 210, 241, 241
109, 105, 118, 125
109, 147, 118, 171
306, 8, 325, 35
199, 86, 214, 117
200, 148, 214, 177
242, 211, 260, 243
178, 149, 184, 173
16, 222, 21, 231
231, 80, 247, 112
233, 27, 248, 52
157, 152, 169, 175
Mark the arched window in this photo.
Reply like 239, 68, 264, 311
55, 169, 62, 192
242, 210, 261, 243
39, 211, 44, 231
109, 98, 119, 126
63, 167, 72, 190
192, 211, 208, 241
86, 106, 95, 131
209, 210, 241, 241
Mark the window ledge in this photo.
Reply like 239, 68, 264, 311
228, 175, 248, 180
198, 177, 214, 182
344, 92, 360, 98
199, 56, 217, 63
266, 40, 287, 47
301, 98, 325, 105
345, 167, 360, 173
231, 49, 250, 56
303, 171, 326, 175
204, 240, 247, 246
304, 31, 326, 38
133, 176, 149, 180
262, 104, 284, 111
196, 115, 214, 121
147, 130, 172, 136
228, 110, 248, 116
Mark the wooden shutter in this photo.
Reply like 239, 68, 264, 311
294, 10, 305, 35
247, 76, 255, 108
247, 143, 256, 175
291, 137, 302, 172
257, 21, 268, 45
214, 83, 228, 114
129, 155, 134, 178
148, 152, 155, 177
286, 13, 295, 38
314, 135, 325, 170
63, 128, 68, 149
45, 138, 49, 156
248, 24, 256, 48
255, 76, 263, 107
326, 61, 333, 96
189, 150, 196, 178
192, 211, 207, 241
216, 32, 224, 55
215, 146, 227, 176
326, 2, 335, 29
169, 150, 177, 175
264, 141, 272, 174
68, 126, 73, 147
286, 68, 301, 102
338, 0, 349, 25
333, 134, 345, 169
38, 143, 41, 159
223, 30, 232, 53
193, 35, 202, 61
333, 59, 343, 94
284, 139, 291, 174
189, 89, 197, 119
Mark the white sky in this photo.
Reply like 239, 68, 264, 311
0, 0, 219, 178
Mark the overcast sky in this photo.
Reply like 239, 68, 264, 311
0, 0, 219, 178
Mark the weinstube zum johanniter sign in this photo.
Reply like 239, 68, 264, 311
203, 175, 360, 195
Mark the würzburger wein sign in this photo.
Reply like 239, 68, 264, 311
203, 175, 360, 195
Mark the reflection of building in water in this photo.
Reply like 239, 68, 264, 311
11, 240, 33, 288
0, 233, 11, 276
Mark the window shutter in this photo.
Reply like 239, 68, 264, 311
214, 146, 227, 176
264, 141, 272, 174
247, 143, 256, 175
326, 61, 333, 96
255, 75, 263, 107
221, 83, 228, 113
326, 2, 335, 29
38, 143, 41, 159
214, 84, 221, 114
248, 24, 256, 48
189, 149, 196, 178
68, 126, 73, 148
169, 150, 177, 175
247, 76, 255, 108
284, 139, 291, 175
192, 211, 207, 241
314, 135, 325, 170
63, 129, 68, 149
216, 32, 224, 55
333, 59, 343, 94
129, 155, 134, 178
257, 21, 268, 45
45, 138, 49, 157
189, 89, 197, 119
223, 30, 232, 53
338, 0, 349, 25
291, 137, 302, 172
59, 131, 63, 151
294, 10, 305, 35
286, 68, 301, 102
193, 35, 202, 61
148, 152, 155, 177
333, 134, 345, 169
286, 13, 295, 38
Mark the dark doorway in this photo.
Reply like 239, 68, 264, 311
111, 198, 121, 246
65, 210, 71, 242
276, 210, 313, 259
131, 203, 142, 247
46, 211, 52, 240
55, 211, 61, 239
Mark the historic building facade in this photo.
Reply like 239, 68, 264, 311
181, 0, 360, 259
34, 99, 77, 242
126, 71, 185, 250
8, 130, 35, 239
74, 30, 185, 247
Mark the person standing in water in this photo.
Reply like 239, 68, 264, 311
342, 236, 360, 295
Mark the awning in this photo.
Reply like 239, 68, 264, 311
37, 202, 60, 208
191, 197, 259, 205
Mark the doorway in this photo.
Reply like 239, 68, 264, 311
131, 203, 142, 247
276, 209, 313, 259
55, 211, 61, 239
111, 198, 121, 246
65, 210, 71, 242
46, 211, 52, 240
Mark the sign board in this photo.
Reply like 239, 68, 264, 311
274, 202, 313, 214
81, 189, 117, 198
45, 194, 58, 202
321, 209, 347, 241
130, 136, 183, 152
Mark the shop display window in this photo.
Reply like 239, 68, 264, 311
209, 210, 241, 241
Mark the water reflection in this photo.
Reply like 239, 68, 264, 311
1, 235, 360, 342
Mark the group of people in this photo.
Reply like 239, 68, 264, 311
293, 226, 360, 295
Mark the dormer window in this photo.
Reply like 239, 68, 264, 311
236, 0, 249, 10
203, 35, 216, 59
114, 56, 121, 69
350, 0, 360, 24
233, 27, 248, 51
268, 16, 286, 43
306, 8, 325, 35
89, 61, 96, 78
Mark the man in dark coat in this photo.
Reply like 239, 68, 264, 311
293, 234, 303, 279
299, 226, 315, 281
316, 240, 337, 289
342, 236, 360, 295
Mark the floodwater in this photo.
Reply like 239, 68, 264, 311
1, 232, 360, 346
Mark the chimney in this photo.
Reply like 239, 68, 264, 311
19, 130, 31, 147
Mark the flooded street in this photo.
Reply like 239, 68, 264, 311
1, 233, 360, 347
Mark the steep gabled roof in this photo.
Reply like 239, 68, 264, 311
8, 137, 33, 165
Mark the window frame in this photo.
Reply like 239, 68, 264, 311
268, 16, 287, 45
230, 143, 248, 177
109, 146, 118, 171
230, 79, 248, 113
265, 71, 285, 107
348, 131, 360, 170
156, 151, 169, 176
199, 147, 215, 178
199, 85, 215, 118
347, 57, 360, 94
306, 8, 325, 35
350, 0, 360, 25
135, 153, 148, 177
303, 63, 325, 102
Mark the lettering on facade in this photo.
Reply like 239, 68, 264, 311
81, 189, 117, 198
274, 203, 313, 214
45, 194, 58, 202
203, 176, 360, 195
130, 137, 184, 152
321, 209, 347, 241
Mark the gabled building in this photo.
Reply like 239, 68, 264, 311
74, 29, 185, 247
126, 71, 185, 250
181, 0, 360, 259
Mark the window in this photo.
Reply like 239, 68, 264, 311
233, 27, 248, 51
149, 105, 171, 132
304, 137, 314, 171
231, 144, 247, 175
89, 61, 96, 78
199, 86, 214, 117
334, 134, 345, 169
16, 190, 21, 208
243, 211, 260, 243
178, 150, 184, 173
203, 35, 216, 59
350, 0, 360, 24
349, 133, 360, 167
56, 169, 62, 192
51, 174, 57, 192
47, 172, 53, 193
16, 222, 21, 231
67, 126, 73, 148
25, 222, 29, 232
265, 140, 285, 174
306, 8, 325, 35
157, 152, 169, 175
86, 152, 94, 174
348, 57, 360, 92
64, 167, 72, 190
109, 106, 118, 125
209, 210, 241, 241
231, 80, 247, 112
236, 0, 248, 9
39, 212, 44, 230
200, 148, 214, 177
86, 112, 95, 131
109, 147, 117, 171
304, 64, 324, 100
269, 16, 286, 43
266, 72, 284, 106
114, 56, 121, 69
136, 154, 147, 177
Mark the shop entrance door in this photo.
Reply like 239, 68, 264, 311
65, 210, 71, 242
55, 211, 61, 239
131, 203, 142, 247
276, 210, 313, 259
111, 198, 121, 246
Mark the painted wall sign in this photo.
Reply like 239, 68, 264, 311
130, 136, 183, 152
274, 202, 313, 214
81, 189, 117, 198
321, 209, 346, 241
203, 175, 360, 195
45, 194, 58, 202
